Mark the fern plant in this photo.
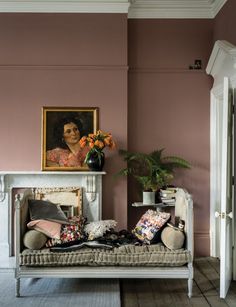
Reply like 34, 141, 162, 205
117, 149, 191, 191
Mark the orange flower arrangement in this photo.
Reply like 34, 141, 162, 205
79, 130, 116, 166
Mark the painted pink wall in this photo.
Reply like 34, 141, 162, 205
128, 19, 214, 256
214, 0, 236, 46
0, 13, 128, 229
0, 13, 228, 256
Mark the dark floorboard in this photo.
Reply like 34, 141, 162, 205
120, 257, 236, 307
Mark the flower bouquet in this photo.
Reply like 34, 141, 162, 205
79, 130, 116, 171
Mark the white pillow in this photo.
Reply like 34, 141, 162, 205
84, 220, 117, 240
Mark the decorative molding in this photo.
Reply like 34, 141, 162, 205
0, 0, 227, 18
206, 40, 236, 87
206, 40, 236, 76
86, 175, 96, 202
129, 0, 213, 19
0, 175, 5, 202
128, 0, 228, 19
129, 67, 205, 74
0, 65, 129, 71
0, 171, 106, 175
212, 0, 227, 17
0, 0, 130, 13
0, 171, 106, 203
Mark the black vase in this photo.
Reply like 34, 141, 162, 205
86, 152, 105, 171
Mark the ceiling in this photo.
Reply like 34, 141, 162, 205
0, 0, 227, 18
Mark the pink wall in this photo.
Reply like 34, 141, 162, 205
0, 12, 229, 256
214, 0, 236, 46
128, 19, 214, 256
0, 13, 128, 229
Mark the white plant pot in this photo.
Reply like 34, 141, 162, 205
143, 191, 155, 204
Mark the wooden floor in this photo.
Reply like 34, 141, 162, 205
120, 258, 236, 307
1, 257, 236, 306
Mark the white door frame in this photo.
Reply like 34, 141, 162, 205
210, 87, 223, 258
209, 78, 236, 260
207, 40, 236, 276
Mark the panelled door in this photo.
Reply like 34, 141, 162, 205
219, 77, 234, 298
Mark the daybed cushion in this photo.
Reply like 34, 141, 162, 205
20, 243, 191, 267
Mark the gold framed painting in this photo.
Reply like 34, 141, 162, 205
42, 107, 99, 171
35, 187, 83, 217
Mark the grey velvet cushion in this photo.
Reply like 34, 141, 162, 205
23, 230, 48, 250
161, 226, 185, 250
28, 199, 69, 224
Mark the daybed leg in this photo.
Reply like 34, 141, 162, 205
188, 278, 193, 298
16, 278, 20, 297
188, 262, 193, 298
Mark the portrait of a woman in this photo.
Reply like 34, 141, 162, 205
42, 107, 98, 170
46, 117, 89, 167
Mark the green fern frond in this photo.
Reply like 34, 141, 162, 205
116, 148, 191, 191
162, 156, 191, 169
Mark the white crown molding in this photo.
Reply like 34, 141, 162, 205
211, 0, 227, 17
0, 0, 130, 13
0, 0, 227, 17
128, 0, 228, 19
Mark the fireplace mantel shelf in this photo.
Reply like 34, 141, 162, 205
0, 171, 106, 175
0, 171, 106, 203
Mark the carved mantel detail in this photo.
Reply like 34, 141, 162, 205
0, 174, 5, 202
0, 171, 105, 203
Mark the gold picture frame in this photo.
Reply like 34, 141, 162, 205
42, 107, 99, 171
35, 187, 83, 217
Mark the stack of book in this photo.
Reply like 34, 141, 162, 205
159, 188, 177, 205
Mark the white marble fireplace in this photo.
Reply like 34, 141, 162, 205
0, 171, 105, 269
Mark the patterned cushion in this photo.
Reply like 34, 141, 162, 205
46, 216, 85, 247
132, 210, 170, 244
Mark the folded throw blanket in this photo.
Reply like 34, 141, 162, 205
50, 240, 114, 252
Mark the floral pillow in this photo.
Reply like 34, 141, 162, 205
132, 209, 170, 244
46, 215, 86, 247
